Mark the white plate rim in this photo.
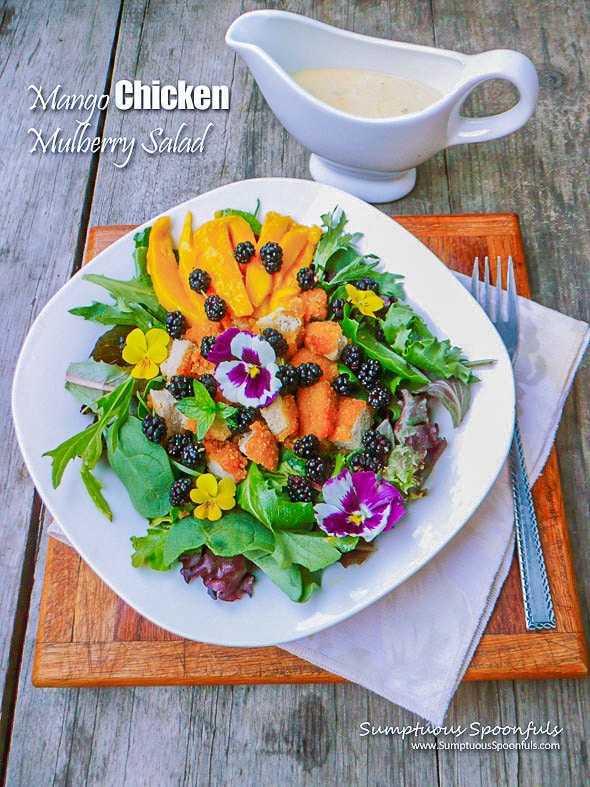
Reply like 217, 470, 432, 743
12, 177, 515, 647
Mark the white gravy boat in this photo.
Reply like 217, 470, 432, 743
226, 10, 538, 202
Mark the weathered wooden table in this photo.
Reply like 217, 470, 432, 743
1, 2, 588, 785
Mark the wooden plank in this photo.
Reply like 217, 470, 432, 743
31, 214, 588, 688
0, 0, 122, 772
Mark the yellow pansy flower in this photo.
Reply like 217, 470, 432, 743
122, 327, 170, 379
190, 473, 236, 521
345, 283, 385, 317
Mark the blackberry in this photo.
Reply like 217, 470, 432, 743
340, 344, 365, 374
367, 385, 393, 410
198, 373, 218, 399
167, 375, 195, 400
293, 434, 320, 459
296, 266, 317, 291
362, 429, 393, 457
357, 359, 381, 389
354, 278, 380, 294
356, 451, 385, 473
142, 414, 166, 443
330, 297, 346, 321
277, 363, 299, 392
166, 432, 192, 459
305, 456, 335, 484
204, 294, 227, 322
233, 240, 255, 264
165, 310, 187, 339
298, 362, 323, 387
332, 373, 353, 396
188, 268, 211, 293
261, 327, 289, 358
200, 335, 217, 359
169, 477, 193, 508
228, 406, 258, 436
180, 441, 206, 468
287, 474, 314, 503
260, 242, 283, 273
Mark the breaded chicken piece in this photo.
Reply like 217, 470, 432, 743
238, 420, 279, 471
203, 437, 248, 483
290, 347, 338, 383
260, 394, 299, 441
330, 397, 372, 450
303, 321, 347, 361
296, 381, 338, 439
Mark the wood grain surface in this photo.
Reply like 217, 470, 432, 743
3, 1, 589, 785
31, 215, 588, 688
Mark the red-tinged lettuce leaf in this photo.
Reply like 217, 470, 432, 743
418, 378, 471, 427
179, 548, 255, 601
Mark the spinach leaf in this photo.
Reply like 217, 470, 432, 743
163, 510, 274, 566
250, 554, 304, 602
272, 531, 342, 572
91, 325, 133, 364
106, 416, 174, 518
237, 463, 314, 531
130, 528, 170, 571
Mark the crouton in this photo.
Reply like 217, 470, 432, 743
296, 381, 338, 439
238, 421, 279, 471
300, 288, 328, 321
290, 347, 338, 383
159, 339, 194, 378
260, 394, 298, 441
149, 388, 190, 437
203, 437, 248, 483
303, 322, 346, 361
330, 397, 372, 450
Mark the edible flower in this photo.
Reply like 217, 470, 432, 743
212, 328, 281, 408
190, 473, 236, 521
345, 283, 385, 317
122, 327, 169, 379
314, 468, 405, 541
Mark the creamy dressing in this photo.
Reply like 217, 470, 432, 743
290, 67, 442, 118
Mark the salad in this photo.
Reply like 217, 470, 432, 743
45, 204, 481, 603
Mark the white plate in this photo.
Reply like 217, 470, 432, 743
12, 178, 514, 647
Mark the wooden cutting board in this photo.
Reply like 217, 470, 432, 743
33, 214, 588, 687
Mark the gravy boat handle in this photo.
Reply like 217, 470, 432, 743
447, 49, 539, 145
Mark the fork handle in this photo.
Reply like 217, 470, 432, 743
509, 421, 556, 630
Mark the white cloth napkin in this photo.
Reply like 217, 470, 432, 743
48, 287, 589, 724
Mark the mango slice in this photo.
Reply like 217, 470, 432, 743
193, 216, 254, 317
146, 216, 208, 327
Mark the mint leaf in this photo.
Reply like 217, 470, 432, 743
175, 380, 217, 439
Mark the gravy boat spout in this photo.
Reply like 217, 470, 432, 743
226, 10, 538, 202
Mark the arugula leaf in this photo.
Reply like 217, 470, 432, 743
106, 417, 174, 518
44, 377, 135, 512
237, 463, 314, 531
312, 209, 363, 278
214, 201, 262, 235
130, 528, 170, 571
80, 466, 112, 520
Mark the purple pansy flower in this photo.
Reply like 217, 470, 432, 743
314, 468, 405, 541
212, 328, 281, 408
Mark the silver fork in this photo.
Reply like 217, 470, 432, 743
471, 256, 556, 630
